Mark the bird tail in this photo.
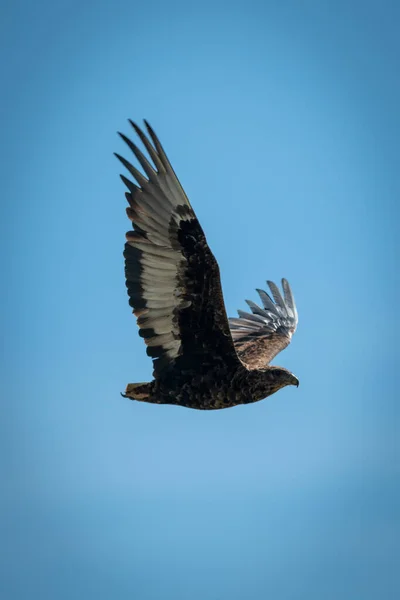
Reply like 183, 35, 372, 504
122, 382, 152, 400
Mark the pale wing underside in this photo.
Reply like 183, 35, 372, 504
116, 121, 238, 377
229, 279, 298, 369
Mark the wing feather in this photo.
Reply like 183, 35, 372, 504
229, 279, 298, 368
117, 121, 239, 377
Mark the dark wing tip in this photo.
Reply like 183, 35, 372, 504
129, 119, 144, 135
143, 120, 158, 143
114, 151, 133, 174
114, 152, 127, 172
114, 151, 125, 164
117, 131, 131, 145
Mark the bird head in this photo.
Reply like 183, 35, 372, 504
266, 367, 299, 391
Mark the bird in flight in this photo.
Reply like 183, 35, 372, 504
115, 121, 299, 410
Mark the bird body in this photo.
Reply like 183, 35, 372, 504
116, 121, 299, 410
125, 362, 297, 411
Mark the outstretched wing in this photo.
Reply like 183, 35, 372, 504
229, 279, 298, 369
116, 120, 239, 378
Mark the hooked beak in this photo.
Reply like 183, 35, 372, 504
290, 374, 299, 388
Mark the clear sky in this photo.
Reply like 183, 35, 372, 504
1, 1, 399, 598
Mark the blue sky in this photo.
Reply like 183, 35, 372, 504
1, 1, 399, 598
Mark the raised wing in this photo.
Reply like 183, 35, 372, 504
116, 120, 239, 377
229, 279, 298, 369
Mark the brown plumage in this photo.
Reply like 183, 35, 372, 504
116, 120, 299, 410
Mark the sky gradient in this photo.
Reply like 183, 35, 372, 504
1, 1, 399, 598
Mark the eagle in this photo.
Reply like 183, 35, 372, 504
115, 120, 299, 410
